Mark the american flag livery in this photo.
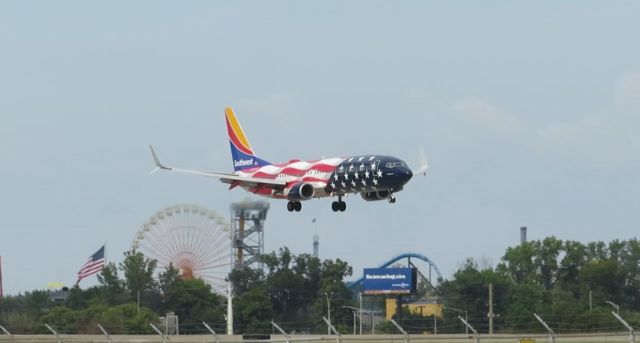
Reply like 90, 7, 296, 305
237, 158, 345, 198
149, 107, 427, 212
76, 245, 105, 284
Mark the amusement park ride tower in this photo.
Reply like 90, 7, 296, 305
230, 201, 269, 270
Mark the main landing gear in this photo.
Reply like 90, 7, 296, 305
388, 196, 396, 203
331, 197, 347, 212
287, 201, 302, 212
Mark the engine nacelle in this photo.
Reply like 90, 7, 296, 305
287, 182, 315, 201
360, 190, 391, 201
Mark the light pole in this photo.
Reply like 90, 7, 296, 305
443, 306, 469, 335
323, 292, 332, 335
606, 300, 620, 314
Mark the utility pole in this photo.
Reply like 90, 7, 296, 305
589, 290, 592, 312
433, 314, 437, 335
137, 290, 140, 317
488, 283, 494, 335
359, 292, 363, 335
227, 283, 234, 335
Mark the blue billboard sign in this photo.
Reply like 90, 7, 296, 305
362, 268, 417, 294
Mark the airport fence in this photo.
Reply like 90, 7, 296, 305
0, 333, 636, 343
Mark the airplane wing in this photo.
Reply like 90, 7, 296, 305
148, 145, 287, 189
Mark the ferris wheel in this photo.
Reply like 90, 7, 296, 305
132, 204, 231, 296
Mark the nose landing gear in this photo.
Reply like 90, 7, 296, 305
287, 201, 302, 212
388, 195, 396, 203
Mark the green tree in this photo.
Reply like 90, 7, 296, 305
75, 303, 110, 334
0, 294, 40, 334
557, 240, 588, 295
498, 242, 538, 285
119, 250, 158, 307
158, 264, 180, 297
24, 290, 49, 318
39, 306, 81, 334
163, 278, 225, 327
228, 266, 264, 294
316, 258, 354, 333
534, 237, 563, 290
504, 282, 548, 330
616, 239, 640, 310
579, 259, 623, 303
439, 258, 511, 332
97, 262, 126, 306
230, 247, 355, 334
66, 286, 87, 310
234, 286, 273, 334
263, 248, 310, 323
98, 303, 158, 334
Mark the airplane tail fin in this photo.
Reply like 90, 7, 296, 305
225, 107, 272, 172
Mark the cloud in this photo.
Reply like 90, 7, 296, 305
615, 71, 640, 109
407, 89, 527, 154
532, 72, 640, 168
450, 97, 524, 136
409, 72, 640, 170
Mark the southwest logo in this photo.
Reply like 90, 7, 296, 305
234, 158, 255, 167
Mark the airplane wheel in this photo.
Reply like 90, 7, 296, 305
331, 201, 339, 212
388, 197, 396, 204
339, 201, 346, 212
294, 201, 302, 212
287, 201, 295, 212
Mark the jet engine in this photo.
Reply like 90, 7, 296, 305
360, 190, 391, 201
287, 182, 315, 201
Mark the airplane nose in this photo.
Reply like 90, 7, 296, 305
403, 168, 413, 183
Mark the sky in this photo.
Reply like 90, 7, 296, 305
1, 1, 639, 295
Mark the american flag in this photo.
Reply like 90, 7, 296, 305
76, 245, 105, 285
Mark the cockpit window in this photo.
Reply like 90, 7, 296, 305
385, 161, 405, 168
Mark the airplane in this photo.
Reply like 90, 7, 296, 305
149, 107, 428, 212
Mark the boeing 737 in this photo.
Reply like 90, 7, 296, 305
149, 108, 428, 212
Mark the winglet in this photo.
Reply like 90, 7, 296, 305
148, 145, 170, 175
412, 146, 429, 176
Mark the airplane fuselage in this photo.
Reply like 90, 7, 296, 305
237, 155, 413, 200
